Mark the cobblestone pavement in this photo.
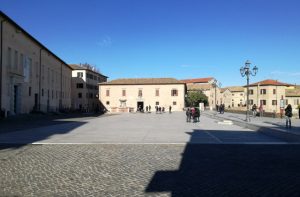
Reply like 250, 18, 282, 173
1, 144, 300, 196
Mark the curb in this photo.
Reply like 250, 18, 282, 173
203, 112, 300, 143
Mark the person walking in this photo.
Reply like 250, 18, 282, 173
285, 104, 293, 129
252, 104, 257, 118
259, 104, 264, 117
169, 106, 172, 113
146, 106, 148, 112
149, 105, 151, 112
186, 108, 190, 122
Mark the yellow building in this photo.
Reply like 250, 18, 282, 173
99, 78, 185, 112
70, 64, 108, 112
0, 11, 72, 116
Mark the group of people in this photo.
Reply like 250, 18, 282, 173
251, 103, 294, 129
140, 105, 173, 114
186, 107, 200, 123
216, 104, 225, 114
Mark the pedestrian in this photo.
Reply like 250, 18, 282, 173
298, 105, 300, 119
149, 105, 151, 112
186, 108, 190, 122
259, 104, 263, 117
252, 104, 257, 118
158, 106, 161, 113
146, 106, 148, 112
191, 107, 196, 122
285, 104, 293, 129
162, 107, 165, 113
216, 104, 219, 112
195, 108, 200, 122
169, 106, 172, 113
155, 106, 158, 113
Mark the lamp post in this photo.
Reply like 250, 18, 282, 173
240, 60, 258, 122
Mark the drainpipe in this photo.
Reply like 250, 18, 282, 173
60, 63, 62, 111
39, 48, 43, 111
0, 19, 6, 113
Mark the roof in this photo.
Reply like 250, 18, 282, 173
181, 77, 214, 84
226, 86, 244, 92
285, 86, 300, 97
0, 11, 72, 70
69, 64, 108, 78
187, 84, 213, 91
247, 79, 294, 87
100, 78, 185, 85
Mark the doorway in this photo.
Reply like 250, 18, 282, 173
137, 101, 144, 111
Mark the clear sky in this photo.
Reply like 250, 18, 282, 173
1, 0, 300, 87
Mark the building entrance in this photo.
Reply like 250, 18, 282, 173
137, 101, 144, 112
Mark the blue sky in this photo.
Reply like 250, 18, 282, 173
1, 0, 300, 86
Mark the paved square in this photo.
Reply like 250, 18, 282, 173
1, 112, 299, 196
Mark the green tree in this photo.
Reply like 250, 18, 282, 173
185, 91, 208, 107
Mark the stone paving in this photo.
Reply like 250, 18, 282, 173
0, 112, 299, 196
1, 144, 300, 196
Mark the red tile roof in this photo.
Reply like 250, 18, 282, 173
247, 79, 294, 87
100, 78, 185, 85
181, 77, 214, 84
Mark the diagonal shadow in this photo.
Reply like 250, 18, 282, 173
146, 130, 300, 196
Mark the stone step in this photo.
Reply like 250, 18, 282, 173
217, 120, 233, 125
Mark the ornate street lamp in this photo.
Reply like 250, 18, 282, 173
240, 60, 258, 122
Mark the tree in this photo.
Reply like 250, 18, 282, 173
185, 91, 208, 107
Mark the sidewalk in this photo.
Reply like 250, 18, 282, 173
203, 110, 300, 142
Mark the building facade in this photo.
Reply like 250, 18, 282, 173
70, 64, 108, 112
99, 78, 185, 112
220, 86, 245, 108
0, 11, 72, 116
247, 79, 295, 113
181, 77, 222, 108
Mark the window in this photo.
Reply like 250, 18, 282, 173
173, 101, 177, 105
260, 89, 266, 94
156, 101, 159, 105
14, 50, 18, 69
20, 53, 24, 71
155, 89, 159, 96
240, 93, 243, 96
29, 87, 31, 96
249, 100, 253, 105
286, 99, 288, 105
249, 89, 254, 95
138, 89, 143, 97
42, 89, 44, 97
106, 101, 110, 105
106, 89, 110, 96
76, 83, 84, 88
260, 100, 266, 105
78, 93, 82, 98
77, 72, 83, 78
273, 89, 276, 94
7, 47, 12, 67
122, 89, 126, 97
294, 99, 299, 105
171, 89, 178, 96
272, 100, 277, 105
232, 94, 235, 96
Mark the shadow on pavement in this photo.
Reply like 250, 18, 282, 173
146, 130, 300, 196
0, 117, 89, 150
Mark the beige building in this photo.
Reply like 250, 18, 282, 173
0, 11, 72, 116
99, 78, 185, 112
246, 79, 295, 113
181, 77, 222, 108
220, 86, 245, 108
70, 64, 108, 112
